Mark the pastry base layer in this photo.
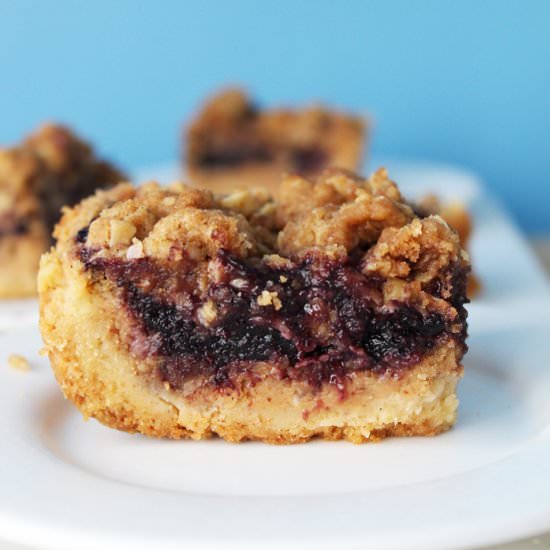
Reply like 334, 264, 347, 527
0, 232, 46, 298
39, 248, 463, 444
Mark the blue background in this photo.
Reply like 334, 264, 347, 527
1, 0, 548, 232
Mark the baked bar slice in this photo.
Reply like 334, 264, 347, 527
185, 88, 365, 195
39, 168, 469, 443
0, 124, 124, 297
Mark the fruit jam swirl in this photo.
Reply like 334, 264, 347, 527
80, 244, 468, 391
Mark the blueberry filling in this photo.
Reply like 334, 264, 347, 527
81, 249, 468, 389
196, 145, 272, 168
289, 147, 328, 174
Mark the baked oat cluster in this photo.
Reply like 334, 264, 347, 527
185, 88, 365, 195
415, 194, 480, 296
0, 124, 124, 297
39, 168, 469, 443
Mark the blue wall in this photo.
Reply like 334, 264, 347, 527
1, 0, 549, 232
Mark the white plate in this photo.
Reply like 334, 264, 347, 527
1, 163, 550, 550
0, 298, 38, 332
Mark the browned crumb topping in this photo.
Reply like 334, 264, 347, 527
414, 194, 480, 297
415, 194, 472, 247
276, 168, 414, 255
62, 168, 466, 269
186, 88, 365, 176
0, 124, 124, 237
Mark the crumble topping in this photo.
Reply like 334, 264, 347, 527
71, 168, 432, 265
414, 193, 480, 297
0, 149, 43, 235
277, 168, 414, 255
415, 194, 472, 246
0, 124, 124, 238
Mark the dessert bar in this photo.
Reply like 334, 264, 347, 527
0, 124, 123, 297
39, 168, 468, 443
185, 88, 365, 195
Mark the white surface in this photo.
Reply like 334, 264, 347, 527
0, 298, 38, 331
1, 162, 550, 550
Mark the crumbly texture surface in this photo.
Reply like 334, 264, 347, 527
185, 88, 366, 195
0, 124, 124, 297
415, 194, 480, 297
39, 168, 469, 443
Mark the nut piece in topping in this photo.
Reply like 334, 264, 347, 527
108, 220, 136, 247
126, 238, 144, 260
197, 300, 218, 326
257, 290, 282, 310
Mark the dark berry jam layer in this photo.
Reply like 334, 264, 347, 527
197, 145, 328, 175
195, 139, 328, 175
196, 144, 272, 168
288, 147, 328, 174
80, 247, 468, 390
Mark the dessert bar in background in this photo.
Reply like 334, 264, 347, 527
39, 167, 469, 444
415, 194, 480, 297
0, 124, 124, 298
184, 88, 366, 195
